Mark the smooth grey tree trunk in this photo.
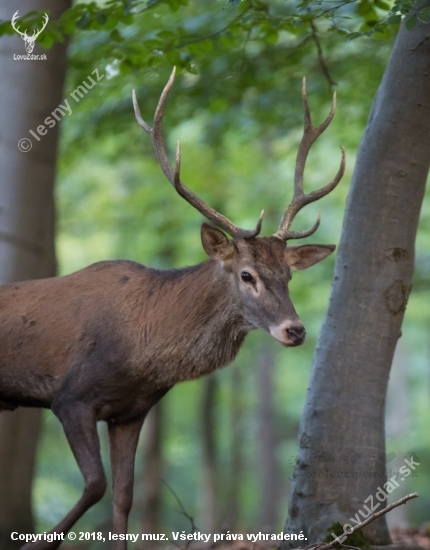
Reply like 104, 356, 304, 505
225, 365, 244, 531
201, 375, 218, 533
284, 11, 430, 545
140, 402, 164, 544
257, 347, 279, 532
0, 1, 70, 547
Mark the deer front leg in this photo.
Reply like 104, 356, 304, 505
21, 402, 106, 550
108, 416, 145, 550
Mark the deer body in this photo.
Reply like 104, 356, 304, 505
0, 261, 236, 416
2, 69, 345, 550
0, 236, 313, 418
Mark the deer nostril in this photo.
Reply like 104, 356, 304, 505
286, 326, 306, 344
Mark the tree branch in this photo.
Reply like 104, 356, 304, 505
162, 479, 199, 547
309, 19, 337, 88
296, 493, 419, 550
171, 6, 251, 51
310, 0, 357, 22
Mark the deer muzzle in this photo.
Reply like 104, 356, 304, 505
269, 320, 306, 347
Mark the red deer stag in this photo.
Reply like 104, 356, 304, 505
1, 68, 345, 550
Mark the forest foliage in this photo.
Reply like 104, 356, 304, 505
1, 0, 429, 542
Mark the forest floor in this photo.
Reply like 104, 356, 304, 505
390, 527, 430, 549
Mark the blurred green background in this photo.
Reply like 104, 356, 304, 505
15, 0, 429, 543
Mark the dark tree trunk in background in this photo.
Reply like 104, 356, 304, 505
284, 12, 430, 545
0, 1, 70, 546
138, 246, 174, 539
225, 366, 244, 531
141, 402, 164, 541
257, 347, 279, 532
201, 375, 218, 533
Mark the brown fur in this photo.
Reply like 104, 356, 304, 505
1, 231, 334, 550
0, 259, 245, 420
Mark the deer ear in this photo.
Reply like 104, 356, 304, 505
285, 244, 335, 270
201, 223, 234, 260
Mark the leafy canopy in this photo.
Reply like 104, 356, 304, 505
1, 0, 428, 64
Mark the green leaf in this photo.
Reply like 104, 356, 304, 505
96, 12, 107, 25
266, 29, 279, 44
62, 18, 76, 34
418, 13, 430, 23
374, 0, 390, 10
124, 0, 133, 15
0, 21, 14, 36
121, 14, 134, 25
157, 30, 176, 39
105, 14, 120, 29
386, 14, 401, 24
110, 29, 123, 42
197, 39, 214, 53
417, 6, 430, 22
38, 32, 54, 49
405, 15, 417, 29
77, 12, 91, 29
167, 0, 180, 12
346, 31, 363, 43
119, 59, 133, 74
418, 6, 430, 16
357, 0, 372, 16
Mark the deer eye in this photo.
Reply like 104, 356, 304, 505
241, 271, 254, 283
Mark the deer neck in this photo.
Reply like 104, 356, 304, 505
177, 260, 251, 373
139, 260, 251, 383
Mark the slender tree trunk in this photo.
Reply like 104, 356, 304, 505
0, 1, 70, 547
284, 12, 430, 545
201, 375, 218, 533
224, 365, 244, 531
141, 402, 164, 542
257, 347, 279, 532
385, 344, 409, 530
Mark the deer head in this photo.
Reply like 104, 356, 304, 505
11, 11, 49, 54
133, 68, 345, 347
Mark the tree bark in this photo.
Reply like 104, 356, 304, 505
0, 1, 70, 547
201, 375, 218, 533
257, 347, 279, 532
141, 402, 164, 543
284, 12, 430, 545
224, 365, 244, 531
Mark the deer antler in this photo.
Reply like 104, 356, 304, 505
11, 11, 28, 39
132, 67, 264, 240
31, 13, 49, 41
274, 78, 345, 241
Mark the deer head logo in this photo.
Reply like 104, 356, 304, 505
11, 11, 49, 54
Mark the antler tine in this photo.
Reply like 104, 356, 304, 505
274, 77, 345, 241
132, 67, 176, 183
32, 13, 49, 39
11, 11, 27, 38
133, 67, 263, 239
